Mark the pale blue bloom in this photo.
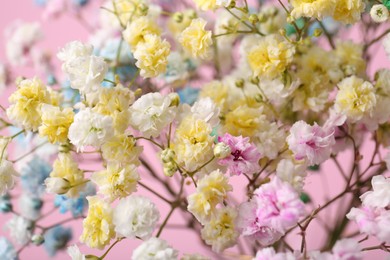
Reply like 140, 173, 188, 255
61, 80, 80, 106
72, 0, 89, 7
0, 194, 12, 213
20, 156, 51, 196
0, 237, 18, 260
43, 226, 72, 257
177, 87, 200, 105
54, 182, 95, 217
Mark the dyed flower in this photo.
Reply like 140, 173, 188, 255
254, 247, 298, 260
247, 34, 295, 79
193, 0, 216, 11
129, 92, 176, 138
67, 244, 85, 260
80, 196, 114, 249
68, 108, 114, 152
190, 98, 220, 127
331, 239, 363, 260
0, 160, 18, 196
131, 237, 178, 260
122, 16, 161, 50
370, 4, 389, 23
18, 194, 43, 221
44, 226, 73, 256
237, 177, 305, 246
7, 77, 51, 131
113, 195, 160, 240
276, 158, 308, 191
20, 156, 51, 195
179, 18, 212, 60
217, 133, 261, 176
92, 163, 139, 202
133, 34, 170, 78
287, 121, 335, 165
360, 175, 390, 208
39, 105, 74, 144
57, 41, 93, 65
200, 207, 238, 253
335, 76, 376, 122
101, 134, 142, 165
333, 0, 365, 24
290, 0, 335, 20
0, 237, 17, 260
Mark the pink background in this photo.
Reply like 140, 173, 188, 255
0, 0, 390, 259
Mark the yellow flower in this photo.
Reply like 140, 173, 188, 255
290, 0, 336, 20
333, 0, 365, 24
200, 81, 229, 112
122, 16, 160, 50
335, 76, 376, 122
101, 134, 143, 165
247, 34, 295, 79
334, 41, 366, 77
92, 85, 135, 133
179, 18, 212, 60
91, 162, 140, 202
6, 77, 51, 131
39, 105, 74, 144
223, 101, 266, 138
80, 196, 114, 249
168, 9, 196, 37
193, 0, 216, 11
173, 116, 214, 172
49, 153, 85, 198
47, 88, 62, 106
133, 34, 171, 78
112, 0, 146, 25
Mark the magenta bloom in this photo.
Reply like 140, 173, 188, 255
287, 120, 335, 165
237, 177, 305, 246
217, 133, 261, 176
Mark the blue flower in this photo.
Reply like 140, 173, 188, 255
61, 80, 80, 106
72, 0, 89, 7
0, 194, 12, 213
43, 226, 73, 257
54, 182, 95, 217
20, 156, 51, 196
177, 87, 200, 105
0, 237, 18, 260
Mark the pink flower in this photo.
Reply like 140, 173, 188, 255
360, 175, 390, 208
347, 206, 390, 243
287, 121, 335, 165
254, 247, 298, 260
332, 239, 363, 260
237, 177, 305, 246
217, 133, 261, 176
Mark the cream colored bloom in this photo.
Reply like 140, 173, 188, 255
370, 4, 389, 23
101, 134, 142, 165
0, 160, 18, 196
335, 76, 376, 122
333, 0, 365, 24
200, 81, 229, 112
247, 35, 295, 79
7, 77, 51, 131
49, 153, 85, 198
200, 207, 238, 253
80, 196, 114, 249
122, 16, 160, 50
91, 162, 139, 202
193, 0, 216, 11
39, 105, 74, 144
179, 18, 212, 60
173, 116, 214, 172
133, 34, 170, 78
290, 0, 335, 20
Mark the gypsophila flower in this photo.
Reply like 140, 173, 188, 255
287, 121, 335, 165
254, 247, 298, 260
5, 216, 32, 245
18, 194, 42, 221
360, 175, 390, 208
67, 244, 85, 260
0, 160, 18, 196
43, 226, 73, 256
129, 92, 177, 138
179, 18, 212, 60
0, 237, 18, 260
131, 237, 178, 260
113, 195, 160, 240
20, 156, 51, 195
68, 108, 114, 152
370, 4, 389, 23
217, 133, 261, 176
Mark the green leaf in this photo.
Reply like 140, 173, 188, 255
384, 0, 390, 10
308, 164, 320, 171
300, 192, 311, 204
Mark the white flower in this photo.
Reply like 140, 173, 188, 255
0, 160, 18, 196
68, 108, 114, 152
18, 194, 42, 221
57, 41, 93, 64
65, 55, 108, 94
129, 93, 177, 137
5, 21, 43, 66
113, 195, 160, 240
44, 177, 71, 195
216, 0, 232, 7
5, 216, 32, 245
163, 52, 190, 85
360, 175, 390, 208
131, 237, 178, 260
254, 121, 286, 160
276, 159, 308, 191
332, 239, 363, 260
191, 98, 220, 127
67, 244, 85, 260
213, 142, 231, 159
370, 4, 389, 23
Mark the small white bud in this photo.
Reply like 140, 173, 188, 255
370, 4, 389, 23
163, 161, 177, 177
213, 142, 231, 159
31, 234, 45, 246
160, 148, 176, 163
45, 177, 71, 195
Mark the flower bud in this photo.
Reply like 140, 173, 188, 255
228, 0, 236, 8
213, 142, 231, 159
249, 14, 259, 24
138, 3, 149, 16
86, 255, 100, 260
313, 28, 322, 37
250, 76, 259, 85
173, 12, 184, 23
45, 177, 71, 195
235, 78, 245, 89
163, 162, 177, 177
160, 148, 176, 163
370, 4, 389, 23
31, 234, 45, 246
169, 93, 180, 107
